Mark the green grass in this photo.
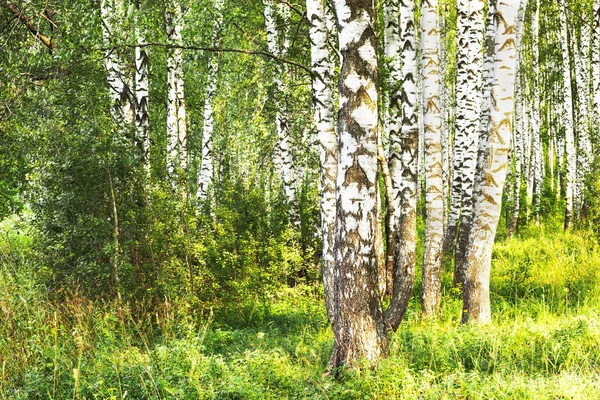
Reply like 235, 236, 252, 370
2, 216, 600, 399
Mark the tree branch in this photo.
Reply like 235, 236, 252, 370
7, 2, 55, 51
115, 42, 312, 76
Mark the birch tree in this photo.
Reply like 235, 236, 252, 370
454, 0, 485, 282
165, 0, 188, 180
135, 1, 150, 172
559, 0, 576, 229
385, 0, 419, 330
594, 0, 600, 132
329, 0, 388, 369
307, 0, 337, 321
530, 0, 542, 224
462, 0, 520, 324
197, 0, 225, 201
263, 0, 298, 223
421, 0, 443, 316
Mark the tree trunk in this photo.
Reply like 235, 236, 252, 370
384, 0, 419, 331
307, 0, 337, 322
197, 0, 225, 201
384, 0, 402, 294
443, 0, 469, 265
421, 0, 443, 316
531, 0, 542, 224
559, 0, 576, 229
454, 0, 485, 284
166, 0, 187, 180
462, 0, 520, 325
329, 0, 388, 370
594, 1, 600, 134
135, 3, 150, 173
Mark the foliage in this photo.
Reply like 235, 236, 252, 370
2, 219, 600, 399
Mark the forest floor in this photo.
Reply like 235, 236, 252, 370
2, 220, 600, 399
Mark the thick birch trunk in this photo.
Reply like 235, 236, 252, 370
421, 0, 443, 316
307, 0, 337, 322
559, 0, 576, 229
197, 0, 225, 201
166, 0, 187, 179
454, 0, 485, 282
385, 0, 419, 331
462, 0, 519, 324
329, 0, 388, 369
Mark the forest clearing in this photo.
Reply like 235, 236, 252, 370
2, 0, 600, 398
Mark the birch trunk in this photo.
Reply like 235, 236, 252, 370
462, 0, 519, 324
559, 0, 576, 229
439, 6, 450, 235
574, 11, 592, 214
307, 0, 337, 322
135, 3, 149, 171
263, 0, 298, 224
166, 0, 187, 179
329, 0, 388, 369
594, 1, 600, 134
197, 0, 225, 201
421, 0, 443, 316
385, 0, 419, 331
531, 0, 542, 224
101, 0, 134, 127
455, 0, 485, 283
443, 0, 469, 262
384, 0, 402, 296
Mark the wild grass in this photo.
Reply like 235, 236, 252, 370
2, 215, 600, 399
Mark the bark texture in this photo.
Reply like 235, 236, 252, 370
462, 0, 519, 325
307, 0, 338, 322
421, 0, 443, 316
329, 0, 388, 370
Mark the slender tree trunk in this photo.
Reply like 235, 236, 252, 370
454, 0, 485, 282
531, 0, 542, 224
263, 0, 298, 224
462, 0, 519, 324
559, 0, 576, 229
197, 0, 225, 201
385, 0, 419, 331
166, 0, 187, 180
307, 0, 337, 322
421, 0, 443, 316
384, 0, 402, 295
329, 0, 388, 370
135, 3, 150, 172
574, 11, 592, 215
594, 0, 600, 135
439, 7, 450, 235
101, 0, 134, 126
443, 0, 469, 264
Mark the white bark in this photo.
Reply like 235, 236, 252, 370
421, 0, 443, 316
135, 20, 150, 172
462, 0, 520, 324
307, 0, 337, 321
329, 0, 388, 369
594, 0, 600, 134
454, 0, 485, 280
166, 0, 187, 179
385, 0, 419, 331
197, 0, 225, 201
101, 0, 134, 126
263, 0, 298, 222
559, 0, 576, 229
531, 0, 542, 223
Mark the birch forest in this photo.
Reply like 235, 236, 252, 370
2, 0, 600, 397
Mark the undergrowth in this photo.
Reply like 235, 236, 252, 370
1, 215, 600, 399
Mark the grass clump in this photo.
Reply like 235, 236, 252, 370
2, 217, 600, 398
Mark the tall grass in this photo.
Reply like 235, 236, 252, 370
2, 215, 600, 399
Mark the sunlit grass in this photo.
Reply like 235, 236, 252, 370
1, 217, 600, 399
